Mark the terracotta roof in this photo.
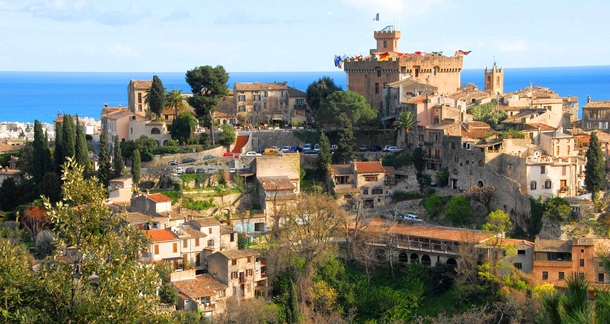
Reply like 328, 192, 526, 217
144, 229, 177, 242
334, 187, 360, 194
123, 212, 151, 224
407, 95, 427, 104
192, 218, 221, 228
234, 82, 289, 91
383, 166, 395, 175
130, 80, 152, 89
355, 161, 385, 174
101, 107, 126, 116
488, 238, 535, 248
104, 110, 135, 121
147, 193, 172, 203
329, 164, 352, 175
220, 224, 235, 235
583, 101, 610, 109
386, 223, 489, 243
258, 176, 296, 191
534, 239, 572, 252
181, 224, 207, 238
524, 123, 556, 131
217, 248, 260, 260
172, 274, 228, 299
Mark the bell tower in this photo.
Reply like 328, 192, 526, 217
484, 61, 504, 95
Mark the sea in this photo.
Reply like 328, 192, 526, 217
0, 66, 609, 124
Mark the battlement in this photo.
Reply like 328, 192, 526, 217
344, 54, 463, 69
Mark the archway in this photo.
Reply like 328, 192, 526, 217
447, 258, 457, 268
421, 254, 431, 267
398, 252, 408, 263
477, 179, 484, 187
151, 127, 161, 134
410, 253, 419, 263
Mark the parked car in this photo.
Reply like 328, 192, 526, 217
387, 146, 404, 153
403, 214, 423, 222
196, 168, 206, 173
281, 146, 292, 153
369, 144, 382, 152
168, 160, 178, 166
174, 167, 184, 174
182, 157, 196, 164
359, 145, 368, 152
330, 144, 338, 153
303, 143, 312, 151
245, 151, 261, 156
185, 167, 195, 174
290, 146, 303, 153
229, 168, 236, 173
263, 148, 281, 155
314, 144, 320, 152
203, 155, 215, 160
207, 167, 216, 173
383, 145, 393, 152
223, 152, 238, 157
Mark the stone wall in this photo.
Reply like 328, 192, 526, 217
142, 145, 227, 168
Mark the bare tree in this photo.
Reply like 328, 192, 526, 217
464, 185, 496, 215
142, 162, 174, 189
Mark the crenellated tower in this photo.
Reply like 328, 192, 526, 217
484, 61, 504, 95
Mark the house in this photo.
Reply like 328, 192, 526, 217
234, 82, 290, 126
108, 175, 133, 204
329, 160, 391, 209
101, 107, 171, 148
532, 237, 610, 287
207, 249, 267, 299
286, 87, 310, 126
127, 80, 152, 118
121, 211, 167, 230
172, 270, 228, 316
130, 192, 173, 217
220, 224, 238, 251
141, 229, 181, 267
254, 154, 301, 216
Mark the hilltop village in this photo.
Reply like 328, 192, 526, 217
3, 25, 610, 323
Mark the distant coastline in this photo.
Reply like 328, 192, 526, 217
1, 66, 609, 123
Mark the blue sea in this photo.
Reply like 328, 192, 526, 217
0, 66, 609, 123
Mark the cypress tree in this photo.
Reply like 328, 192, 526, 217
54, 122, 63, 174
31, 120, 46, 183
42, 130, 53, 175
317, 130, 331, 174
585, 131, 606, 201
335, 114, 355, 164
148, 75, 166, 120
287, 279, 300, 324
75, 115, 90, 172
98, 130, 111, 188
113, 136, 125, 178
61, 114, 76, 160
131, 148, 141, 190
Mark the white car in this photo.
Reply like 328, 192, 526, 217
387, 146, 404, 153
229, 168, 236, 173
245, 151, 261, 156
403, 214, 423, 222
281, 146, 292, 153
174, 167, 184, 174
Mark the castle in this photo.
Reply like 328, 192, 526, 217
344, 25, 464, 111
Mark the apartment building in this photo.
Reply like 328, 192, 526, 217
207, 249, 268, 299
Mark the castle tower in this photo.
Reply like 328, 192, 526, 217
484, 61, 504, 95
344, 26, 463, 113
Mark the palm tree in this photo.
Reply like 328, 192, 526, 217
392, 111, 418, 146
165, 89, 189, 121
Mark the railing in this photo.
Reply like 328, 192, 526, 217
158, 303, 176, 312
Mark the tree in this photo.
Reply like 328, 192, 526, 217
74, 115, 90, 173
218, 124, 236, 146
159, 283, 178, 304
436, 167, 449, 187
147, 75, 166, 120
317, 91, 378, 128
30, 120, 52, 183
334, 114, 355, 164
0, 178, 19, 211
40, 172, 62, 203
412, 147, 425, 173
112, 135, 124, 178
61, 114, 76, 161
541, 273, 592, 324
585, 131, 605, 201
170, 112, 197, 145
445, 195, 471, 226
482, 210, 512, 235
165, 89, 189, 121
185, 65, 230, 145
39, 158, 170, 323
392, 111, 418, 145
54, 121, 63, 174
463, 185, 497, 215
317, 130, 331, 175
305, 76, 341, 115
98, 130, 111, 188
466, 101, 507, 129
543, 196, 572, 222
131, 148, 141, 190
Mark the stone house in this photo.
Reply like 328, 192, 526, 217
130, 192, 173, 217
207, 249, 267, 300
582, 99, 610, 132
254, 154, 301, 217
329, 160, 391, 209
101, 107, 171, 149
286, 87, 309, 125
172, 271, 228, 316
234, 82, 290, 126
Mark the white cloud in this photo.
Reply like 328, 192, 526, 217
326, 11, 332, 15
106, 45, 138, 58
494, 40, 528, 52
340, 0, 442, 17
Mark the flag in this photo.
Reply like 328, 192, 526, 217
378, 52, 390, 61
334, 55, 342, 67
463, 50, 472, 55
338, 61, 342, 69
414, 51, 422, 55
432, 51, 443, 57
373, 13, 379, 21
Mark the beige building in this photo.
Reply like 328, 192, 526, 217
582, 98, 610, 131
101, 106, 171, 148
207, 249, 268, 300
344, 25, 463, 111
127, 80, 152, 118
172, 271, 228, 316
234, 82, 290, 126
329, 160, 394, 209
286, 87, 310, 125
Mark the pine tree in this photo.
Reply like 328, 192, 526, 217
98, 130, 111, 188
61, 114, 76, 160
317, 130, 331, 174
585, 131, 606, 201
74, 115, 90, 173
53, 122, 63, 174
335, 114, 355, 164
113, 136, 125, 179
131, 149, 141, 190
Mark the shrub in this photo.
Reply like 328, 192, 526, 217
159, 283, 178, 304
391, 190, 422, 202
422, 194, 444, 218
382, 152, 412, 169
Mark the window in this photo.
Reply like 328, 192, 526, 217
253, 95, 261, 101
375, 83, 379, 94
514, 263, 522, 269
372, 188, 383, 195
545, 180, 552, 189
295, 99, 304, 108
231, 271, 238, 279
362, 188, 369, 195
209, 228, 212, 234
238, 105, 246, 112
541, 166, 546, 174
454, 156, 459, 163
377, 70, 381, 77
383, 40, 387, 48
542, 271, 548, 280
207, 239, 214, 247
518, 250, 525, 255
580, 259, 585, 267
247, 257, 251, 263
238, 95, 245, 101
365, 176, 378, 182
530, 181, 537, 190
246, 269, 253, 276
151, 127, 161, 135
130, 127, 133, 134
172, 243, 177, 253
138, 104, 142, 111
183, 239, 188, 248
154, 245, 159, 255
600, 273, 605, 283
451, 142, 456, 149
559, 272, 565, 280
138, 93, 142, 103
195, 238, 200, 246
230, 233, 235, 242
508, 164, 513, 172
232, 259, 237, 266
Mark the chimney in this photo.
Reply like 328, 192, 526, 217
587, 96, 591, 103
104, 103, 108, 108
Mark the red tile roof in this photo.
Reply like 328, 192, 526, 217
258, 176, 296, 191
383, 166, 395, 175
130, 80, 153, 89
386, 223, 489, 243
172, 274, 228, 299
356, 161, 385, 174
147, 193, 172, 203
144, 229, 177, 242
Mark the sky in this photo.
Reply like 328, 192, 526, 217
1, 0, 609, 72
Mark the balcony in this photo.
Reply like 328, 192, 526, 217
294, 104, 307, 109
534, 260, 572, 268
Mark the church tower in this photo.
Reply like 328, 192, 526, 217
484, 61, 504, 95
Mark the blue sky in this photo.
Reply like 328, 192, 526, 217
1, 0, 609, 72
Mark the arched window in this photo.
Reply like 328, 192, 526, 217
410, 253, 419, 263
151, 127, 161, 134
421, 255, 431, 266
477, 180, 484, 187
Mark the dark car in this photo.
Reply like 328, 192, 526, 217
359, 145, 368, 152
196, 168, 206, 173
185, 167, 195, 174
182, 157, 196, 164
168, 160, 179, 166
369, 145, 382, 152
290, 146, 303, 152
